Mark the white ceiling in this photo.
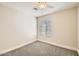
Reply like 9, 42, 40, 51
0, 2, 78, 17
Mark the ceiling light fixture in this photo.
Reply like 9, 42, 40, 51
33, 2, 53, 10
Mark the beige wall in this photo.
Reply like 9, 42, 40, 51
38, 7, 77, 50
77, 5, 79, 54
0, 5, 36, 53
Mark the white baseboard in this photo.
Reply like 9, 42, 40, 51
0, 39, 37, 55
38, 39, 77, 51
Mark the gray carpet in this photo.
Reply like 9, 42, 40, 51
0, 41, 78, 56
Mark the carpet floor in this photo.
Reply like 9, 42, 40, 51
0, 41, 78, 56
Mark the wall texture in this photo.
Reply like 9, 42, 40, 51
77, 5, 79, 54
0, 5, 36, 54
38, 7, 77, 51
